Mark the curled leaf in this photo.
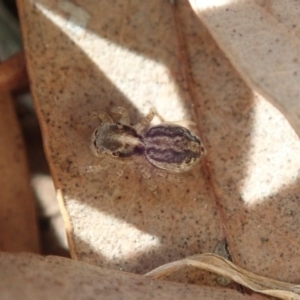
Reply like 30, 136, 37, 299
145, 253, 300, 300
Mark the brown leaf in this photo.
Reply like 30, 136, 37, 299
18, 0, 300, 292
0, 91, 39, 252
145, 253, 300, 300
189, 0, 300, 137
0, 51, 28, 91
0, 252, 260, 300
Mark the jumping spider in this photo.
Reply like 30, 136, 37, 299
90, 107, 206, 173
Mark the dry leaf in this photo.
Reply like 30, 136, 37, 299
189, 0, 300, 137
18, 0, 300, 293
145, 253, 300, 300
0, 91, 39, 252
0, 251, 261, 300
0, 51, 28, 91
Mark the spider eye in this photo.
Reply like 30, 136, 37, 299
112, 152, 119, 157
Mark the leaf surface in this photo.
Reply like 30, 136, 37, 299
18, 0, 300, 291
0, 252, 261, 300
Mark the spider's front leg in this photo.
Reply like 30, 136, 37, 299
110, 107, 130, 125
99, 112, 114, 124
89, 111, 114, 124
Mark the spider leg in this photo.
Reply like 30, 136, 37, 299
110, 106, 130, 125
89, 111, 114, 124
98, 112, 113, 124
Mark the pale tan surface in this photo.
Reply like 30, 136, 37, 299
146, 253, 300, 300
18, 0, 300, 291
0, 252, 262, 300
188, 0, 300, 283
0, 91, 39, 253
190, 0, 300, 139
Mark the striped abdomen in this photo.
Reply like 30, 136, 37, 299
144, 124, 205, 173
